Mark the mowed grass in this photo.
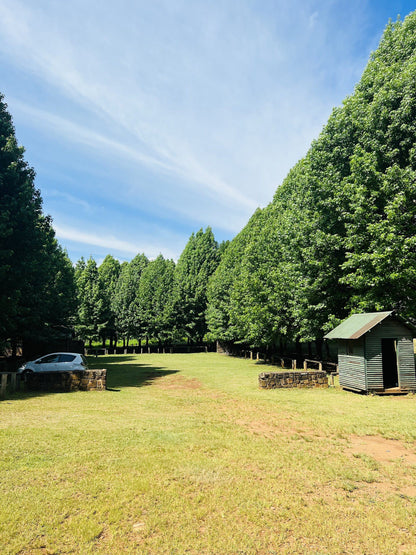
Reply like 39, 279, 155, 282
1, 354, 416, 554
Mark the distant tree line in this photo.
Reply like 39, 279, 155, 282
2, 14, 416, 358
74, 228, 224, 348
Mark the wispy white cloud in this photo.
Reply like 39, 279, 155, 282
45, 190, 93, 213
0, 0, 393, 260
0, 2, 259, 211
54, 224, 140, 255
9, 99, 257, 230
53, 223, 178, 260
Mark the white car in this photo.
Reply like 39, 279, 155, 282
18, 352, 88, 374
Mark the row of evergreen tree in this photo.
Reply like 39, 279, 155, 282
74, 229, 225, 348
2, 14, 416, 356
206, 15, 416, 355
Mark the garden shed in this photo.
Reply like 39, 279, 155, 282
324, 311, 416, 394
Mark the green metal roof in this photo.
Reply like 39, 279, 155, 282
324, 311, 394, 340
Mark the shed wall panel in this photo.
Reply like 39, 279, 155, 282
397, 337, 416, 389
338, 355, 366, 391
365, 334, 384, 390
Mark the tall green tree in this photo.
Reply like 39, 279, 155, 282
75, 257, 105, 346
98, 255, 121, 347
138, 255, 176, 345
0, 93, 77, 353
206, 209, 263, 344
173, 227, 220, 343
112, 254, 148, 345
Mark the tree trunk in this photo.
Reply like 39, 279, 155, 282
325, 340, 331, 360
315, 338, 323, 360
11, 339, 17, 359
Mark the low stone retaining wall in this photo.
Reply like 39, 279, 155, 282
26, 370, 106, 392
259, 370, 328, 389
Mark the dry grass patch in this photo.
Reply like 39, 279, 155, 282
155, 374, 203, 390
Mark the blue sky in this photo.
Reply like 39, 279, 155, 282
1, 0, 415, 263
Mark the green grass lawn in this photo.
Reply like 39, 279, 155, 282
1, 353, 416, 554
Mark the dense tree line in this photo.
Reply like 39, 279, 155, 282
74, 228, 222, 347
206, 14, 416, 355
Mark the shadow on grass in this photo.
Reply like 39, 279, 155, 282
1, 356, 178, 401
88, 355, 179, 390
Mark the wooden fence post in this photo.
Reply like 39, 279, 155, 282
318, 362, 323, 372
303, 360, 307, 371
10, 373, 16, 392
0, 374, 7, 399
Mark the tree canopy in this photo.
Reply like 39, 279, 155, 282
0, 94, 76, 352
206, 13, 416, 351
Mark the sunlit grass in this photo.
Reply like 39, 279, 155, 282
1, 353, 416, 554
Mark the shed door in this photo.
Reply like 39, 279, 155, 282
381, 338, 399, 388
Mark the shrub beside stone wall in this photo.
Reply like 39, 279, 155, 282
259, 370, 328, 389
26, 370, 106, 392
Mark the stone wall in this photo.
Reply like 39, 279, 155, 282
259, 370, 328, 389
26, 369, 106, 392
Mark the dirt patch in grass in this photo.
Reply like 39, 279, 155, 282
155, 375, 203, 390
348, 435, 416, 465
345, 479, 416, 500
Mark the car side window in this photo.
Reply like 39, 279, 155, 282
38, 355, 59, 364
59, 354, 76, 363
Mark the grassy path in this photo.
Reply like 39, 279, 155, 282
1, 353, 416, 554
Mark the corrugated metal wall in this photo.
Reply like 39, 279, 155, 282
397, 337, 416, 389
339, 355, 366, 390
339, 338, 367, 391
